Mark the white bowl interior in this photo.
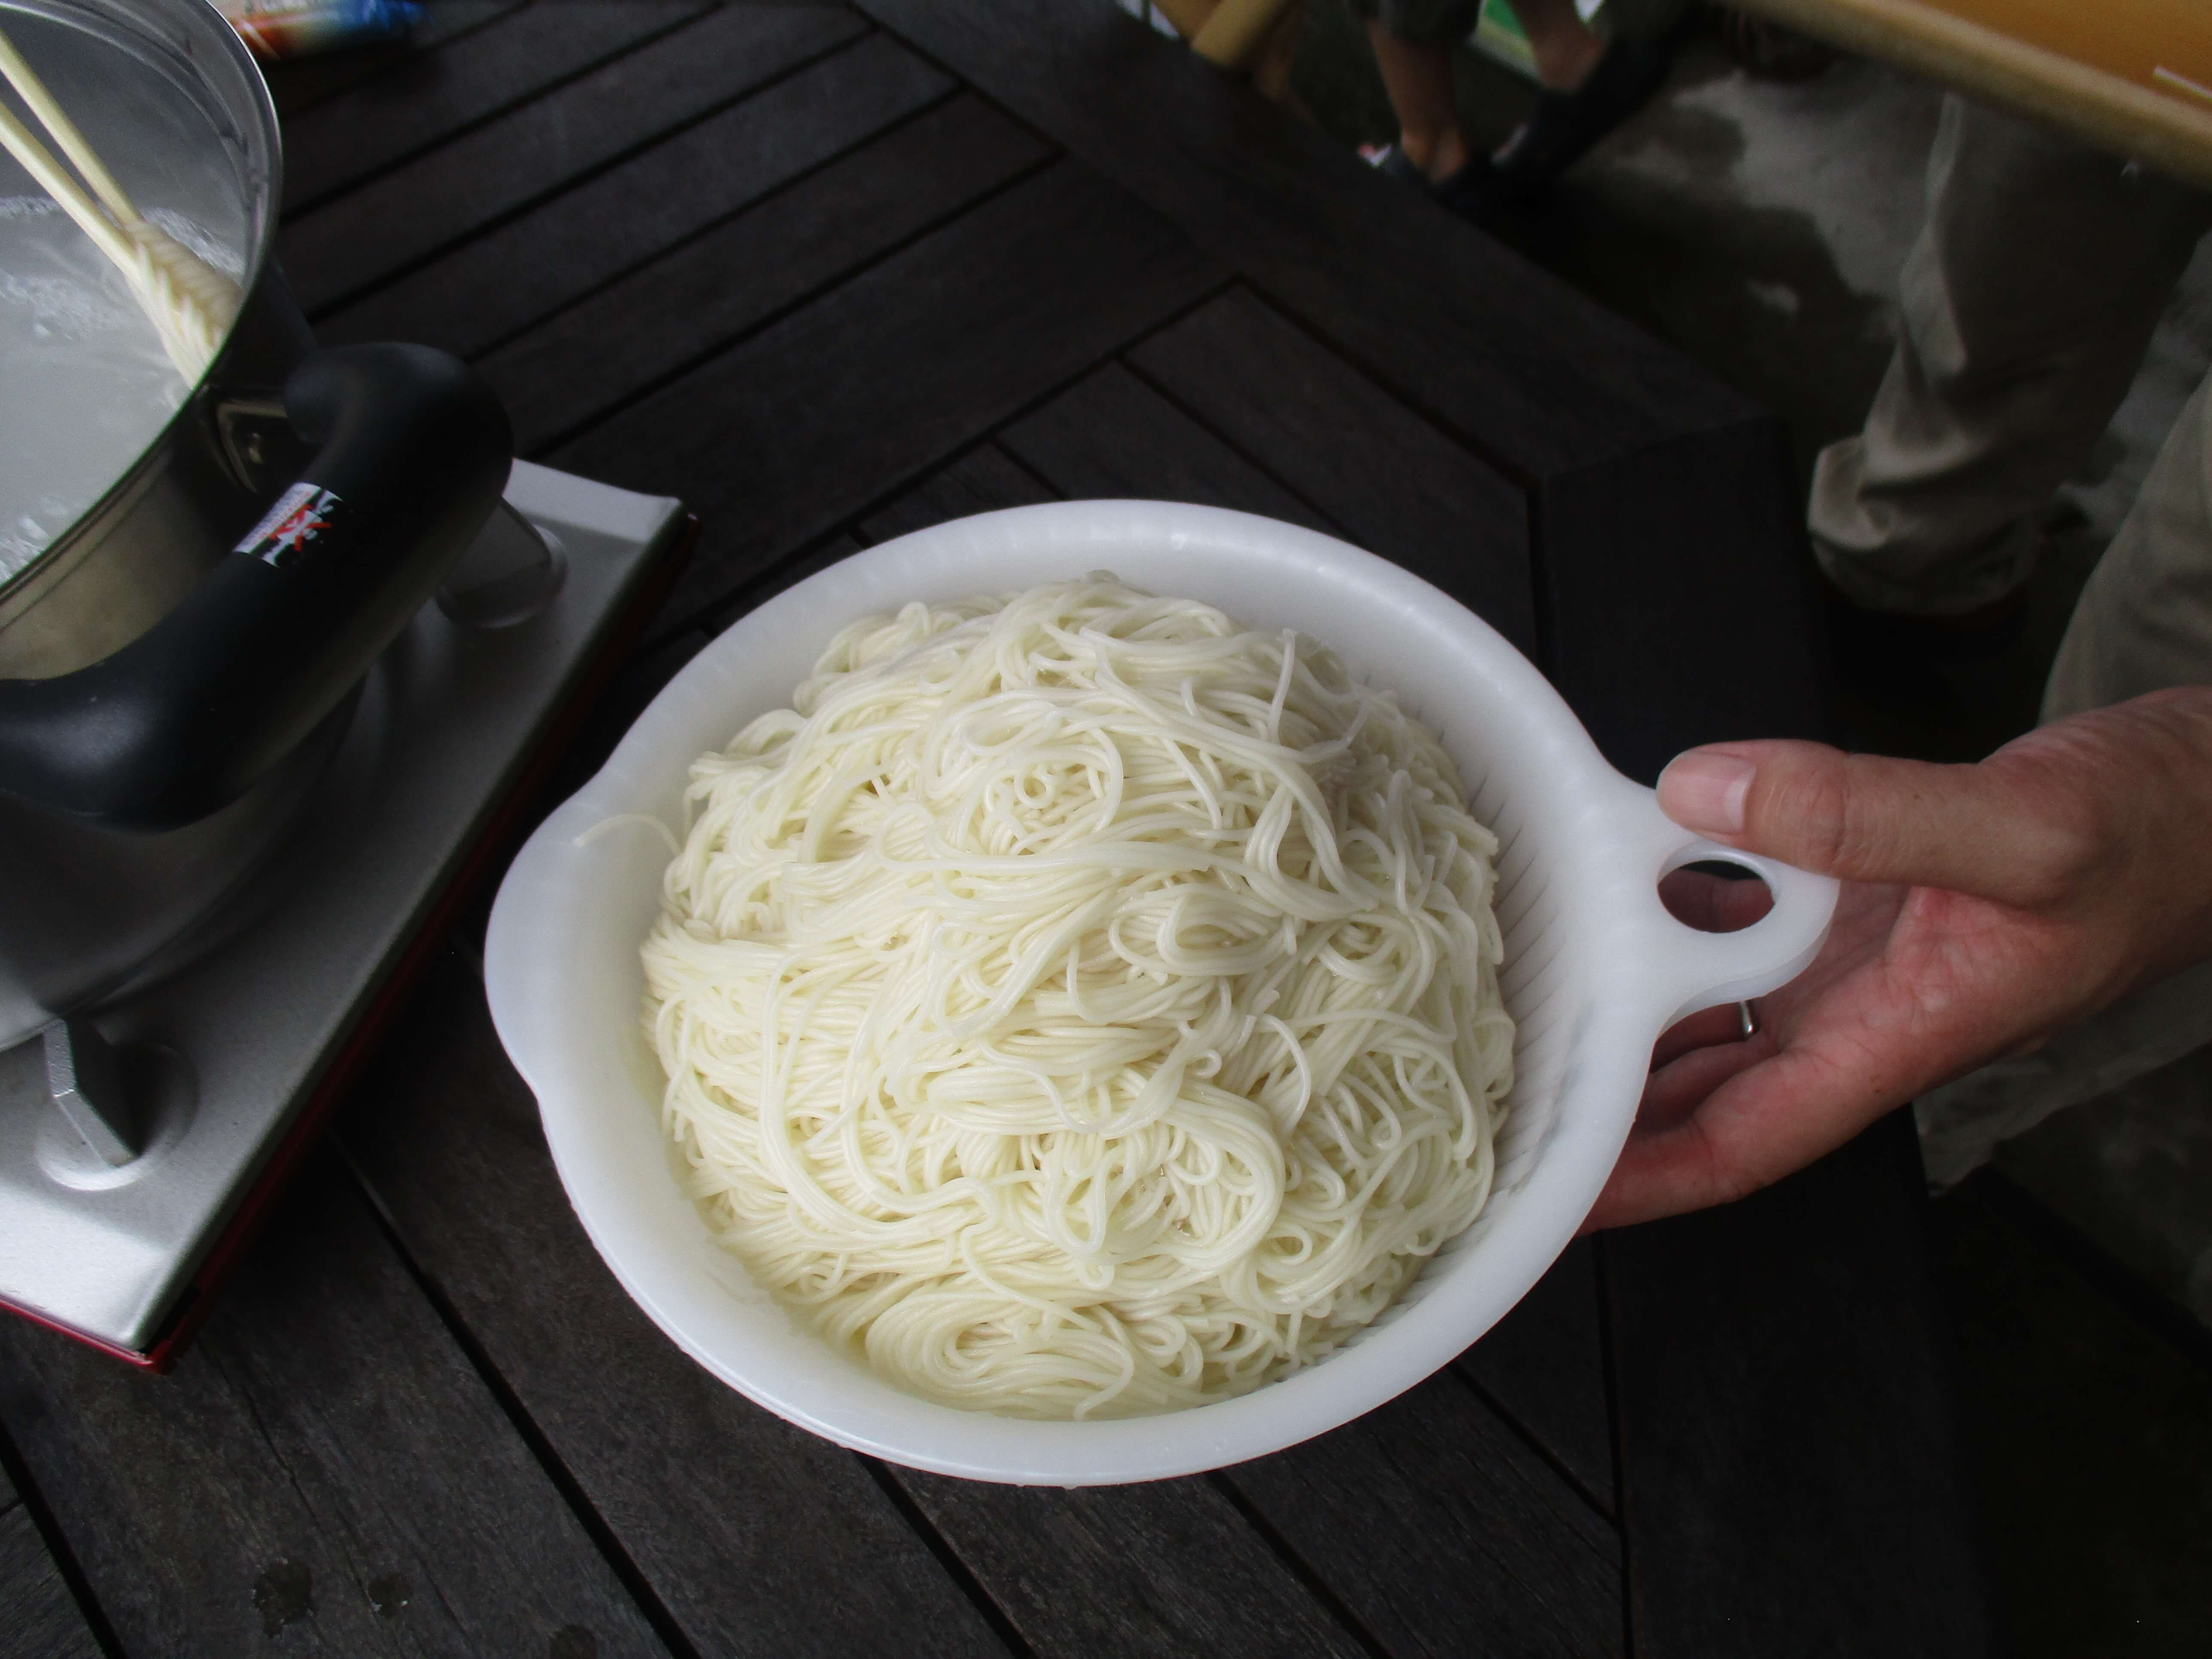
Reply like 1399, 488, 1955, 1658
486, 502, 1835, 1484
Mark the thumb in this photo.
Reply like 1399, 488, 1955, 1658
1655, 739, 2078, 902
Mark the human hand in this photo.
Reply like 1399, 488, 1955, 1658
1585, 686, 2212, 1231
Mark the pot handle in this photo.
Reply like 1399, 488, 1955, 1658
0, 344, 511, 830
1610, 779, 1841, 1029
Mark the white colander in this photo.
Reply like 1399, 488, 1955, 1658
484, 501, 1837, 1484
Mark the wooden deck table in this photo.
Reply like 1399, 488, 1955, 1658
0, 3, 1996, 1653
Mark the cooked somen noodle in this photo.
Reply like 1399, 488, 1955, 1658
642, 576, 1513, 1418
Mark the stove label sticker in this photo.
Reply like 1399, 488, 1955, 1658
236, 483, 343, 568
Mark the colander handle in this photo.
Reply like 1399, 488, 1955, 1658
1612, 779, 1841, 1030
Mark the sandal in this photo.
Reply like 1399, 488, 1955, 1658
1491, 36, 1671, 204
1367, 143, 1506, 226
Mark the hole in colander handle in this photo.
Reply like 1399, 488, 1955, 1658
1618, 782, 1841, 1029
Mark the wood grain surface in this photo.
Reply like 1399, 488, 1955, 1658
339, 953, 1011, 1659
998, 360, 1333, 534
1227, 1372, 1623, 1659
1455, 1237, 1615, 1513
279, 3, 866, 313
0, 1156, 671, 1657
1607, 1113, 1996, 1658
279, 0, 709, 212
475, 92, 1051, 453
0, 1465, 99, 1659
554, 160, 1223, 632
0, 0, 1993, 1650
1128, 288, 1536, 654
319, 32, 954, 361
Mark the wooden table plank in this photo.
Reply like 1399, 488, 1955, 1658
474, 91, 1050, 454
280, 0, 708, 213
319, 31, 954, 364
0, 1155, 671, 1657
997, 362, 1334, 534
1227, 1372, 1621, 1659
339, 953, 1013, 1659
896, 1473, 1372, 1659
553, 160, 1222, 632
1606, 1114, 1996, 1657
278, 3, 867, 314
1455, 1237, 1614, 1514
1128, 288, 1536, 656
1534, 423, 1823, 785
856, 443, 1059, 546
0, 1469, 99, 1659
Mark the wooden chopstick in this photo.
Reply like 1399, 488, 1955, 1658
0, 94, 137, 276
0, 26, 142, 231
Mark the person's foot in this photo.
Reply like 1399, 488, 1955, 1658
1490, 37, 1671, 204
1368, 144, 1506, 226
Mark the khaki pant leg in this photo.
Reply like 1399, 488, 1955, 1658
1917, 368, 2212, 1184
1917, 959, 2212, 1189
1810, 96, 2212, 616
2043, 371, 2212, 718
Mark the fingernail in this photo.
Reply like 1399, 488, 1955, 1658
1658, 752, 1755, 835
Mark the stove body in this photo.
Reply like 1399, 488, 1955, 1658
0, 461, 683, 1361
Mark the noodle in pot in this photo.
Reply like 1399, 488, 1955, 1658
641, 576, 1514, 1418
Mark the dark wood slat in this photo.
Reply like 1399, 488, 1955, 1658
559, 622, 712, 777
1228, 1371, 1621, 1659
1535, 422, 1826, 784
479, 93, 1051, 454
1606, 1113, 1996, 1657
856, 441, 1058, 545
897, 1471, 1370, 1659
853, 0, 1751, 480
1454, 1237, 1614, 1513
997, 362, 1331, 534
281, 0, 708, 213
278, 3, 866, 314
0, 1156, 671, 1657
0, 1470, 99, 1659
693, 532, 868, 641
262, 0, 530, 119
1128, 287, 1536, 656
553, 158, 1221, 634
322, 32, 953, 363
337, 954, 1011, 1659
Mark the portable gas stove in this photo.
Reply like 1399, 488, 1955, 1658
0, 460, 686, 1365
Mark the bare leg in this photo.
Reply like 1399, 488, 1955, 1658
1365, 21, 1470, 182
1512, 0, 1604, 91
1251, 0, 1310, 110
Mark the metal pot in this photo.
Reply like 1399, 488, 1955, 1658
0, 0, 512, 1047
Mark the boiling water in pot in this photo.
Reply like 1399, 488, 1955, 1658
1, 198, 196, 579
0, 3, 251, 584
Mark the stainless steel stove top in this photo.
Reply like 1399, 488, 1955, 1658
0, 462, 682, 1358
